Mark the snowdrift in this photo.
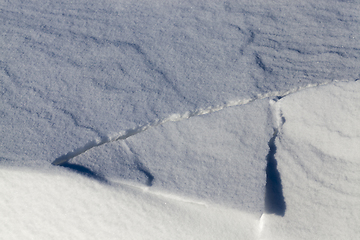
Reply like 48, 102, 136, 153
1, 0, 360, 239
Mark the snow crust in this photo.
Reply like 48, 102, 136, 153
2, 0, 360, 166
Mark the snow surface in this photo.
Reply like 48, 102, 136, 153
260, 81, 360, 240
0, 166, 259, 239
1, 0, 360, 239
69, 98, 273, 214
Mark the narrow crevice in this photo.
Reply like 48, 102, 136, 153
265, 129, 286, 216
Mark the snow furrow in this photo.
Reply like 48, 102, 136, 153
52, 80, 348, 165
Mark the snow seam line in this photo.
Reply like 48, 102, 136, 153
52, 80, 348, 165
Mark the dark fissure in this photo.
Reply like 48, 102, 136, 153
265, 129, 286, 216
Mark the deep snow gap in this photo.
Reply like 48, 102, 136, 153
265, 129, 286, 216
264, 97, 286, 216
52, 80, 349, 165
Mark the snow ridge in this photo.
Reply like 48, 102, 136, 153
52, 80, 347, 165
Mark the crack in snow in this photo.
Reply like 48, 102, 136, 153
263, 98, 286, 216
264, 123, 286, 216
52, 80, 349, 165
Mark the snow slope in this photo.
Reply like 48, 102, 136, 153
0, 166, 259, 240
261, 81, 360, 240
1, 0, 360, 239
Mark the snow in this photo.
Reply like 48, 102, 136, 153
1, 0, 360, 239
69, 98, 273, 213
0, 166, 259, 239
260, 81, 360, 240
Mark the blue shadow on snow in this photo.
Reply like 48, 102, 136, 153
265, 131, 286, 216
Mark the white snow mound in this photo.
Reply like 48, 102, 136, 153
261, 81, 360, 240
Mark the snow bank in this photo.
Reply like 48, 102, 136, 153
0, 166, 259, 240
261, 81, 360, 239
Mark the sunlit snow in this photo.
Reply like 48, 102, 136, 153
260, 81, 360, 239
1, 0, 360, 239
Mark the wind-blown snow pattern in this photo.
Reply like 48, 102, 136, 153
2, 0, 360, 165
1, 0, 360, 239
